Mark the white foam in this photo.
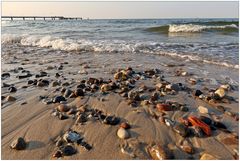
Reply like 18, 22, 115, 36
169, 24, 238, 33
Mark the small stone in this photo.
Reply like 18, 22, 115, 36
74, 88, 84, 96
101, 84, 112, 92
173, 123, 188, 137
120, 122, 131, 129
60, 145, 76, 156
117, 127, 130, 139
148, 144, 174, 160
64, 89, 72, 98
180, 140, 194, 154
103, 116, 120, 125
199, 116, 213, 125
180, 106, 189, 112
51, 81, 60, 87
10, 137, 27, 150
62, 82, 70, 86
5, 95, 16, 101
198, 106, 209, 114
57, 104, 70, 112
58, 113, 68, 120
156, 104, 172, 112
52, 96, 66, 103
200, 153, 217, 160
53, 150, 62, 158
213, 121, 227, 129
78, 70, 88, 74
128, 90, 140, 101
2, 72, 10, 78
8, 86, 17, 93
155, 83, 163, 90
2, 82, 11, 87
194, 90, 203, 97
214, 88, 225, 98
166, 83, 179, 91
63, 131, 82, 143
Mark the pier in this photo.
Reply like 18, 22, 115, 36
1, 16, 82, 20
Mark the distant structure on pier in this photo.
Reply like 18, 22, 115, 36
1, 16, 82, 21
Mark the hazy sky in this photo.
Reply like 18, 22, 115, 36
2, 1, 239, 19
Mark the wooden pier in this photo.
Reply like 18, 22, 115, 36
1, 16, 82, 20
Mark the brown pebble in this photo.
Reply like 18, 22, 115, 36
57, 104, 70, 112
120, 122, 131, 129
53, 150, 62, 158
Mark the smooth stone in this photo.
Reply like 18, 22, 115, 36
52, 96, 66, 103
173, 123, 188, 137
74, 88, 84, 96
120, 122, 131, 129
213, 121, 227, 129
62, 82, 70, 86
64, 89, 72, 98
195, 90, 203, 97
200, 153, 217, 160
58, 113, 69, 120
60, 145, 76, 156
117, 128, 130, 139
17, 73, 32, 79
214, 88, 225, 98
198, 106, 209, 114
52, 81, 60, 87
199, 116, 213, 125
53, 150, 62, 158
103, 116, 120, 125
10, 137, 27, 150
63, 131, 82, 143
101, 84, 112, 92
156, 104, 172, 112
148, 144, 174, 160
2, 72, 10, 78
5, 95, 16, 101
57, 104, 70, 112
8, 86, 17, 93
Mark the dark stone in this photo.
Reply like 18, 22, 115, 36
194, 90, 203, 97
76, 83, 86, 89
17, 73, 32, 79
55, 73, 60, 77
60, 145, 76, 156
74, 89, 84, 97
53, 150, 62, 158
216, 105, 226, 112
59, 113, 69, 120
199, 116, 213, 125
64, 89, 72, 98
173, 123, 188, 137
2, 73, 10, 78
2, 96, 6, 100
2, 83, 11, 87
10, 137, 27, 150
27, 80, 34, 85
213, 121, 227, 129
52, 96, 66, 103
8, 86, 17, 93
103, 116, 120, 125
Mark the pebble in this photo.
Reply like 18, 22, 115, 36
2, 82, 11, 87
200, 153, 217, 160
156, 104, 172, 112
120, 122, 131, 129
173, 123, 188, 137
128, 90, 140, 101
101, 84, 112, 92
214, 88, 225, 98
155, 83, 163, 90
103, 116, 120, 125
213, 121, 227, 129
58, 113, 69, 120
198, 106, 209, 114
63, 131, 82, 143
53, 150, 62, 158
10, 137, 27, 150
74, 88, 84, 96
117, 127, 130, 139
148, 144, 173, 160
8, 86, 17, 93
60, 144, 76, 156
57, 104, 70, 112
199, 116, 212, 125
51, 81, 60, 87
5, 95, 16, 101
64, 89, 72, 98
2, 72, 10, 78
17, 73, 32, 79
194, 89, 203, 97
191, 126, 204, 137
52, 96, 66, 103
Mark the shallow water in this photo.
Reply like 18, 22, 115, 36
1, 18, 239, 68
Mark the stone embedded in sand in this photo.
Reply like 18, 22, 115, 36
78, 70, 88, 75
101, 84, 112, 92
5, 95, 16, 102
51, 81, 60, 87
148, 144, 174, 160
156, 104, 172, 112
166, 83, 179, 91
128, 90, 140, 101
2, 82, 11, 87
10, 137, 27, 150
214, 88, 225, 98
53, 96, 66, 103
74, 88, 84, 96
8, 86, 17, 93
120, 122, 131, 129
103, 116, 120, 125
2, 72, 10, 78
117, 127, 130, 139
198, 106, 209, 114
63, 131, 82, 143
57, 104, 70, 112
173, 123, 188, 137
194, 90, 203, 97
200, 153, 217, 160
64, 89, 72, 98
60, 144, 76, 156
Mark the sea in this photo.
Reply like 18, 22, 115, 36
1, 18, 239, 69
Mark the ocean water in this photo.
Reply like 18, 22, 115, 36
2, 19, 239, 68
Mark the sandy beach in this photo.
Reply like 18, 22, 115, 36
1, 44, 239, 159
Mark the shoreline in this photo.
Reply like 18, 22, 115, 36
1, 50, 239, 159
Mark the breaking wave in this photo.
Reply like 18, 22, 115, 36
2, 34, 238, 69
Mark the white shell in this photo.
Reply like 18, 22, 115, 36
117, 128, 130, 139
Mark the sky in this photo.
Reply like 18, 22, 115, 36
2, 1, 239, 19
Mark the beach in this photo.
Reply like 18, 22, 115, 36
1, 19, 239, 159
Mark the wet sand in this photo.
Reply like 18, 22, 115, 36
1, 45, 239, 159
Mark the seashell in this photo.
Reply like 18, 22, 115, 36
200, 153, 217, 160
10, 137, 27, 150
156, 104, 172, 112
214, 88, 225, 98
117, 127, 130, 139
198, 106, 209, 114
57, 104, 70, 112
148, 144, 174, 160
101, 84, 112, 92
5, 95, 16, 101
120, 122, 131, 129
63, 131, 82, 143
